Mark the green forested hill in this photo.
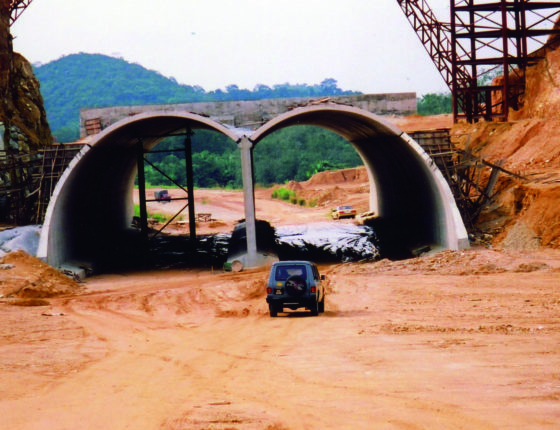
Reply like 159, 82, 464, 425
34, 53, 205, 141
34, 53, 357, 142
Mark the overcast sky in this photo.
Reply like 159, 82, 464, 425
12, 0, 453, 95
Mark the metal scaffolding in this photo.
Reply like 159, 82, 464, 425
0, 144, 83, 225
0, 149, 39, 225
135, 128, 197, 242
397, 0, 560, 122
9, 0, 33, 25
409, 128, 524, 230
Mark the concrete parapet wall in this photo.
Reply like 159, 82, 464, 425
79, 92, 416, 137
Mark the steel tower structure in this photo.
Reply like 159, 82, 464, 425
397, 0, 560, 122
9, 0, 33, 25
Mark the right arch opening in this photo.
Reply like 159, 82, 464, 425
250, 104, 468, 258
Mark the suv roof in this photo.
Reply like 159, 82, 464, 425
272, 260, 315, 266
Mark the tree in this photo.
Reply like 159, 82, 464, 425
417, 93, 452, 115
226, 84, 239, 94
253, 125, 362, 185
305, 160, 339, 179
320, 78, 339, 94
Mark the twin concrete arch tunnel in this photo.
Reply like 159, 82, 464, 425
38, 104, 468, 270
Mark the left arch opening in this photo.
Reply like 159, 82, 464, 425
38, 113, 244, 271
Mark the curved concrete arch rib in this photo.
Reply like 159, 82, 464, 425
38, 112, 246, 269
250, 104, 469, 257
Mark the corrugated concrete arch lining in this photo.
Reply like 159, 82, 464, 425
249, 104, 469, 255
37, 112, 245, 269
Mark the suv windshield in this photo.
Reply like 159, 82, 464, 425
275, 265, 307, 281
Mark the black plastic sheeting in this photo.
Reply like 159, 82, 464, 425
146, 233, 230, 269
274, 223, 380, 263
149, 221, 380, 269
0, 221, 380, 271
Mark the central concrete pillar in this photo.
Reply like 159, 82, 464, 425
238, 136, 259, 266
184, 128, 196, 241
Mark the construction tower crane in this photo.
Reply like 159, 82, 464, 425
10, 0, 33, 25
397, 0, 560, 123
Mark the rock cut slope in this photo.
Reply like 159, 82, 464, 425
450, 32, 560, 249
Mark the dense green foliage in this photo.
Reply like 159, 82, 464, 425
34, 53, 358, 142
143, 131, 242, 189
271, 188, 295, 201
417, 92, 452, 115
254, 126, 362, 184
141, 126, 362, 188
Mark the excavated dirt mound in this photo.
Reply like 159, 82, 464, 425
0, 250, 84, 301
265, 168, 369, 210
451, 123, 560, 249
284, 167, 370, 211
303, 166, 369, 187
451, 119, 560, 172
513, 40, 560, 121
391, 113, 453, 132
360, 248, 560, 276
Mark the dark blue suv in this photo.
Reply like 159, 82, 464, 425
266, 261, 325, 317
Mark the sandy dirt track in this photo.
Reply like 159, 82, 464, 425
1, 247, 559, 429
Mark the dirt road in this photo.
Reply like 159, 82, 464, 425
137, 183, 368, 235
1, 248, 559, 429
